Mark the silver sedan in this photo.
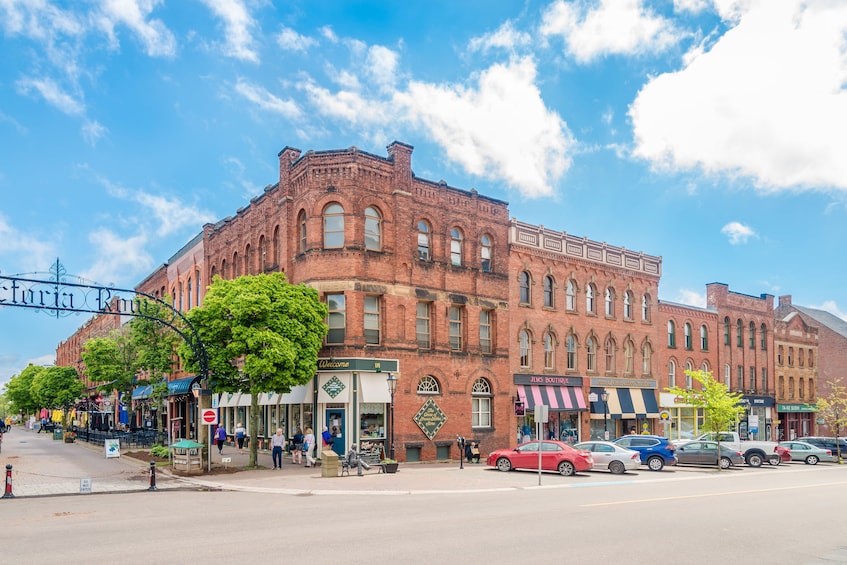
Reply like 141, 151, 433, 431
574, 441, 641, 474
779, 441, 835, 464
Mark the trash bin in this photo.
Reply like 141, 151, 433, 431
53, 429, 63, 441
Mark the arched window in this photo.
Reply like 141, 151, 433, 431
624, 291, 633, 319
605, 287, 614, 317
187, 277, 192, 309
724, 364, 731, 388
624, 340, 634, 375
364, 206, 381, 251
668, 360, 676, 388
480, 234, 492, 272
416, 375, 440, 394
808, 349, 814, 367
736, 319, 743, 347
519, 271, 531, 305
642, 342, 652, 375
566, 280, 576, 311
685, 362, 693, 388
760, 323, 767, 350
221, 259, 227, 279
233, 251, 239, 276
724, 317, 730, 345
749, 321, 756, 349
586, 284, 596, 314
273, 225, 280, 266
245, 244, 252, 275
543, 333, 555, 369
777, 345, 784, 365
543, 275, 554, 308
700, 325, 708, 350
586, 337, 596, 371
667, 320, 676, 348
788, 347, 794, 366
684, 323, 692, 350
417, 221, 431, 260
472, 378, 492, 428
450, 227, 463, 266
567, 334, 577, 370
259, 235, 267, 272
195, 269, 201, 306
642, 294, 651, 322
519, 330, 531, 368
323, 203, 345, 248
604, 337, 616, 373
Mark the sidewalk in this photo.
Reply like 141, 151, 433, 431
4, 427, 552, 498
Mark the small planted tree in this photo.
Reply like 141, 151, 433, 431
815, 378, 847, 463
182, 273, 328, 468
667, 369, 746, 469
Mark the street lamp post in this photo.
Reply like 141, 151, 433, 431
386, 373, 398, 460
601, 390, 609, 440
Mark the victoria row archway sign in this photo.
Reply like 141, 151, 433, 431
0, 259, 209, 385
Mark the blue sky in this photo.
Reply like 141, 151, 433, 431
2, 0, 846, 387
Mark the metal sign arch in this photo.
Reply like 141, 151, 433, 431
0, 260, 209, 385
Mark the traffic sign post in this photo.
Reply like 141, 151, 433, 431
201, 408, 217, 426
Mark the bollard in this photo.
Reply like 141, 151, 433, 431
148, 461, 157, 491
3, 464, 13, 498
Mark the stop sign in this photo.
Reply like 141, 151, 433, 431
201, 408, 218, 425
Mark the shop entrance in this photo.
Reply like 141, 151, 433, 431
326, 408, 345, 456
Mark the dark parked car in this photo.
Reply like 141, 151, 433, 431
675, 441, 745, 469
614, 435, 677, 471
798, 437, 847, 458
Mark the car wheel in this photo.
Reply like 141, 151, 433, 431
609, 460, 626, 474
647, 456, 664, 471
768, 454, 782, 466
805, 455, 819, 465
558, 460, 575, 476
746, 453, 763, 468
496, 457, 512, 472
719, 457, 732, 469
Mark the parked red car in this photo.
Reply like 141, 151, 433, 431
486, 440, 593, 476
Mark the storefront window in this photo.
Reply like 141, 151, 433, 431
359, 403, 386, 439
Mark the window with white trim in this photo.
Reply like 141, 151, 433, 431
544, 332, 555, 369
364, 206, 381, 251
449, 306, 463, 351
416, 302, 431, 349
417, 375, 440, 394
479, 309, 492, 354
364, 295, 380, 345
323, 203, 345, 248
472, 378, 492, 428
519, 330, 531, 368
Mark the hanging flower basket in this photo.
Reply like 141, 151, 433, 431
63, 431, 76, 443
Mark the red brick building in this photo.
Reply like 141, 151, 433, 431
656, 300, 719, 439
773, 302, 819, 439
706, 283, 776, 441
196, 142, 512, 461
507, 220, 662, 443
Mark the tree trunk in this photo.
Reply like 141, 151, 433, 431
249, 392, 260, 468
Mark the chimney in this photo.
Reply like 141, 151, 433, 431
387, 141, 413, 193
278, 146, 302, 191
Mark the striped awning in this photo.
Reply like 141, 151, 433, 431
589, 387, 660, 419
517, 385, 587, 411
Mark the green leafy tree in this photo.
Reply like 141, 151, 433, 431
31, 366, 84, 426
815, 378, 847, 463
667, 369, 746, 469
5, 364, 44, 417
182, 273, 328, 467
81, 328, 140, 427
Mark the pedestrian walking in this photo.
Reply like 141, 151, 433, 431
292, 427, 304, 464
234, 422, 246, 453
303, 427, 316, 468
271, 428, 285, 469
215, 424, 227, 454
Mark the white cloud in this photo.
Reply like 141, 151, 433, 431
398, 57, 573, 198
320, 26, 338, 43
674, 0, 711, 14
95, 0, 176, 57
81, 228, 153, 284
677, 289, 707, 308
82, 119, 108, 145
0, 213, 55, 272
235, 78, 302, 119
199, 0, 259, 62
721, 221, 756, 244
540, 0, 682, 63
15, 76, 84, 115
631, 0, 847, 192
365, 45, 399, 90
101, 180, 215, 237
468, 21, 532, 53
299, 79, 391, 125
276, 26, 317, 52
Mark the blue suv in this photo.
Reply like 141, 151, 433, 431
614, 435, 677, 471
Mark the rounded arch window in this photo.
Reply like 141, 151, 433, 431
323, 203, 345, 248
416, 375, 440, 394
364, 206, 382, 251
